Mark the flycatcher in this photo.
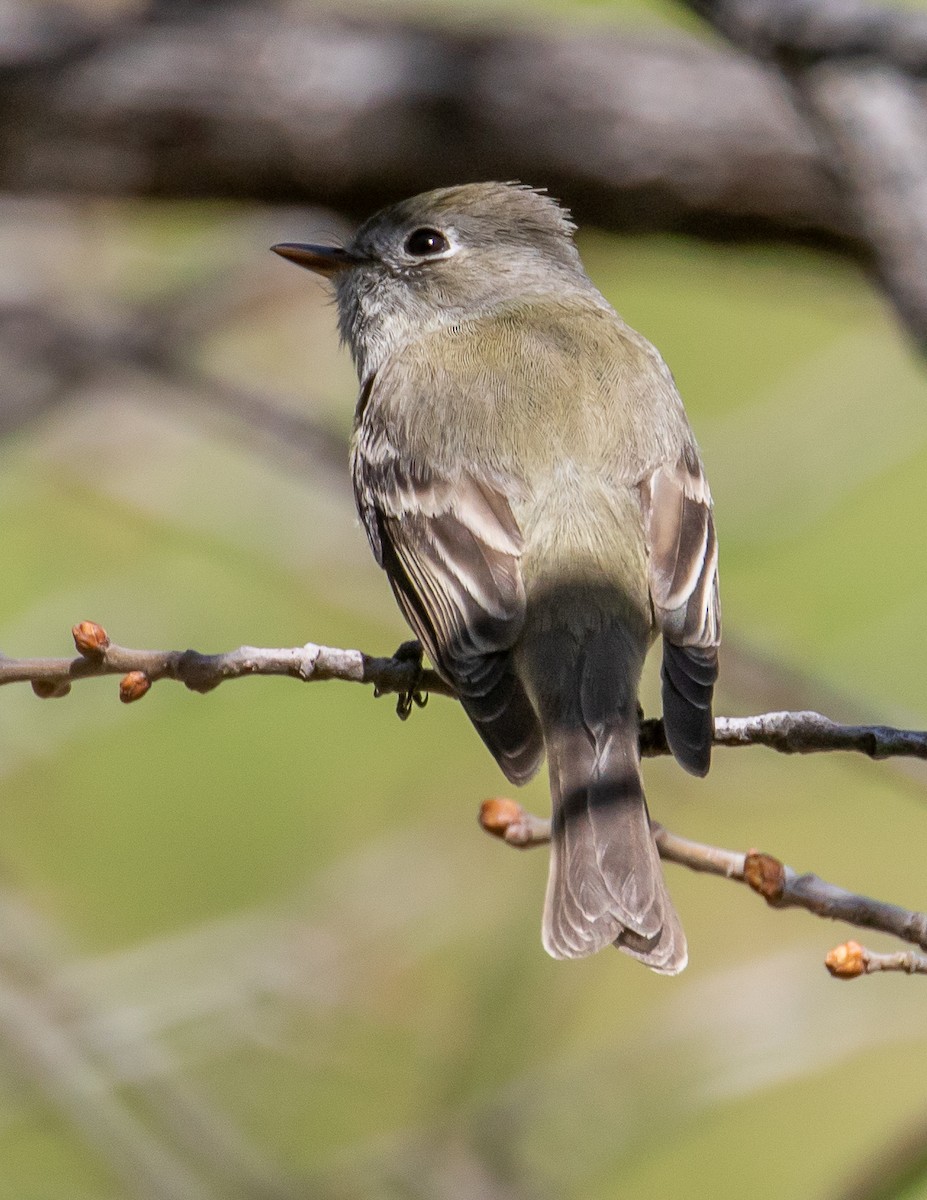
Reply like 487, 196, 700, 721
273, 183, 720, 973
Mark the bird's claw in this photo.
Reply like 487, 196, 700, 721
378, 640, 429, 721
396, 687, 428, 721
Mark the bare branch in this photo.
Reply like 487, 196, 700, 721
739, 847, 927, 948
0, 1, 851, 250
652, 824, 748, 881
478, 798, 552, 849
10, 624, 927, 977
6, 624, 927, 765
708, 711, 926, 761
806, 63, 927, 352
641, 709, 927, 761
685, 0, 927, 70
681, 0, 927, 348
478, 800, 927, 963
2, 622, 451, 705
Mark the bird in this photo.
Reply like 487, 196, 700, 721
272, 182, 720, 973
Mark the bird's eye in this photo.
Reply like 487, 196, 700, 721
404, 228, 450, 257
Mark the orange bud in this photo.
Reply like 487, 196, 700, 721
32, 678, 71, 699
744, 851, 785, 902
479, 796, 524, 838
72, 621, 110, 657
119, 671, 151, 703
825, 940, 867, 979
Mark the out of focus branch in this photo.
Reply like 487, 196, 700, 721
0, 889, 301, 1200
0, 974, 219, 1200
805, 64, 927, 352
0, 1, 851, 248
479, 799, 927, 970
6, 0, 927, 335
0, 298, 349, 477
834, 1111, 927, 1200
685, 0, 927, 68
682, 0, 927, 349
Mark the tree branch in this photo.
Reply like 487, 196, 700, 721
684, 710, 927, 762
805, 62, 927, 352
0, 1, 852, 250
685, 0, 927, 70
8, 624, 926, 766
5, 622, 452, 706
478, 799, 927, 972
681, 0, 927, 349
0, 294, 350, 479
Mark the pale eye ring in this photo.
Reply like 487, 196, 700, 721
404, 227, 450, 257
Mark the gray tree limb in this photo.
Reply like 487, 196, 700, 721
683, 0, 927, 348
0, 1, 850, 248
685, 0, 927, 70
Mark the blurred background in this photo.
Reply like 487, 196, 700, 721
2, 0, 927, 1197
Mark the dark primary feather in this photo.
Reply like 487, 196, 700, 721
643, 450, 721, 777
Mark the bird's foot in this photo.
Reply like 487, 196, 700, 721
384, 640, 429, 720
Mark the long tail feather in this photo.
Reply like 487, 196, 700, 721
532, 621, 687, 973
541, 717, 687, 973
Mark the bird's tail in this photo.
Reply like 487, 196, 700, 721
533, 625, 687, 974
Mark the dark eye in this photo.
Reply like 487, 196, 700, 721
404, 227, 450, 257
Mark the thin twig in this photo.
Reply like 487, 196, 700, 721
826, 940, 927, 979
5, 625, 926, 763
640, 710, 927, 761
478, 800, 927, 968
709, 711, 927, 761
1, 622, 451, 705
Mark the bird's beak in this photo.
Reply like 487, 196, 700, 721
271, 243, 354, 277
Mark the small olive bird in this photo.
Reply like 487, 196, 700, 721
273, 183, 720, 973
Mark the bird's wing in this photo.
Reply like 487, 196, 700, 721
353, 423, 544, 785
641, 445, 721, 777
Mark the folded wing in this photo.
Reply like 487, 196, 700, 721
354, 427, 543, 785
642, 446, 721, 776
